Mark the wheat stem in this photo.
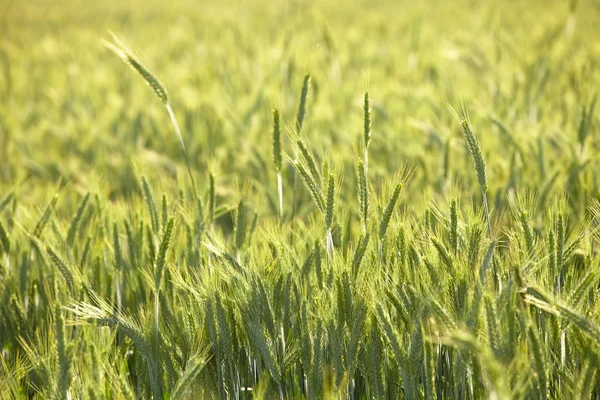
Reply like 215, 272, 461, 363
166, 104, 197, 200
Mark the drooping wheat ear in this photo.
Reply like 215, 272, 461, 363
357, 158, 368, 233
379, 182, 403, 240
294, 159, 325, 213
104, 34, 168, 104
105, 34, 197, 199
171, 349, 210, 400
234, 200, 246, 252
298, 139, 321, 184
70, 292, 160, 397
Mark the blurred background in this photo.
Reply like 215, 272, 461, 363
1, 0, 599, 213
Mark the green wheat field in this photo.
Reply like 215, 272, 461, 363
2, 0, 600, 398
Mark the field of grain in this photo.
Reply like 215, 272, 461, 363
2, 0, 600, 398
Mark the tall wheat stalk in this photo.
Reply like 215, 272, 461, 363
451, 105, 491, 237
105, 34, 197, 200
291, 74, 311, 222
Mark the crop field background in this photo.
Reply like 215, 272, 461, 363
2, 0, 600, 398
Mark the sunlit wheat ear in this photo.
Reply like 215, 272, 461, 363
457, 110, 487, 193
449, 104, 491, 236
105, 33, 197, 199
105, 34, 168, 104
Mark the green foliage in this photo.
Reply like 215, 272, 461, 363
3, 0, 600, 398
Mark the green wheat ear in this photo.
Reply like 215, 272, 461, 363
449, 103, 491, 236
105, 33, 197, 199
357, 158, 368, 232
325, 173, 335, 230
234, 200, 246, 252
379, 182, 403, 240
454, 106, 487, 193
104, 33, 168, 105
272, 109, 282, 172
296, 73, 311, 134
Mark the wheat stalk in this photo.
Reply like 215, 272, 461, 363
291, 73, 311, 222
272, 109, 283, 222
105, 34, 197, 200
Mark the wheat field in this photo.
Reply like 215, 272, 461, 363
2, 0, 600, 398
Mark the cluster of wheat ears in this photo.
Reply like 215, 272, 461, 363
1, 24, 600, 399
